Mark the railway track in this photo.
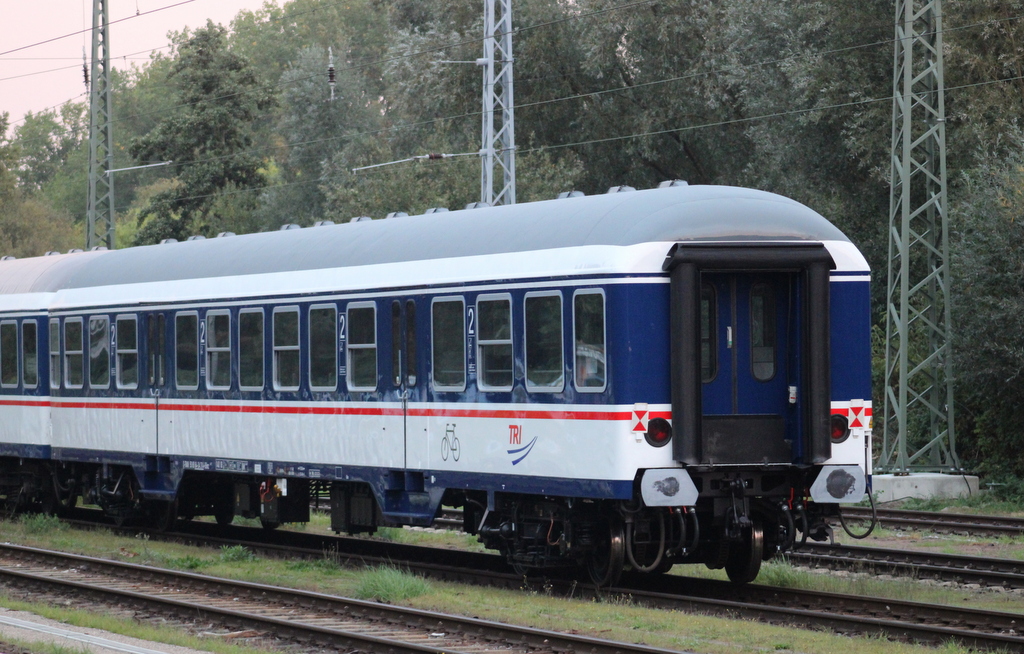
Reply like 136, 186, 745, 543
44, 519, 1024, 651
840, 506, 1024, 537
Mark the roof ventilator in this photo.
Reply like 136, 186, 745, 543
351, 216, 372, 222
67, 248, 83, 253
279, 224, 301, 230
160, 238, 178, 244
556, 190, 585, 199
606, 185, 636, 194
216, 231, 236, 238
44, 251, 60, 256
186, 235, 206, 241
658, 180, 688, 188
385, 212, 408, 219
89, 246, 108, 251
424, 207, 449, 214
0, 256, 15, 261
313, 220, 335, 227
464, 201, 491, 210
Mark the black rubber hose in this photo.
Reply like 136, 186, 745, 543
624, 513, 665, 572
838, 488, 878, 539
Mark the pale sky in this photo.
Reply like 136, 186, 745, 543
1, 0, 278, 134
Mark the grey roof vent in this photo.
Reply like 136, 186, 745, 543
423, 207, 449, 214
0, 256, 15, 261
313, 220, 335, 227
279, 223, 301, 230
385, 212, 408, 219
67, 248, 83, 253
45, 251, 60, 256
89, 246, 108, 251
556, 190, 585, 199
606, 185, 636, 194
216, 231, 236, 238
186, 235, 206, 241
658, 179, 688, 188
464, 201, 491, 210
160, 238, 178, 244
350, 216, 372, 223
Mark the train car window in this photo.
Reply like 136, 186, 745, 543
391, 301, 401, 386
49, 319, 60, 390
148, 314, 165, 386
22, 322, 38, 389
701, 284, 717, 383
0, 321, 18, 388
525, 292, 564, 392
88, 317, 110, 389
273, 308, 300, 391
477, 295, 512, 391
405, 300, 417, 386
750, 283, 777, 381
347, 303, 377, 391
115, 317, 138, 389
431, 298, 465, 391
206, 311, 231, 390
238, 310, 264, 390
175, 313, 199, 390
309, 305, 337, 391
573, 291, 606, 392
64, 319, 84, 389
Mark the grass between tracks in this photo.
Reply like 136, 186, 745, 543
1, 513, 1023, 654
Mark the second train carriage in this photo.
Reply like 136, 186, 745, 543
0, 183, 872, 584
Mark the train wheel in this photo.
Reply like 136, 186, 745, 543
155, 499, 178, 532
586, 517, 625, 587
725, 521, 764, 584
214, 506, 234, 526
52, 475, 77, 517
259, 516, 280, 530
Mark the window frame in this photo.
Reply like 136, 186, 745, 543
148, 313, 166, 387
272, 306, 301, 392
0, 319, 19, 388
174, 311, 200, 391
238, 308, 265, 392
475, 293, 514, 392
571, 289, 607, 393
21, 321, 38, 389
346, 301, 378, 392
308, 303, 338, 392
430, 297, 466, 392
64, 317, 84, 390
749, 282, 777, 382
115, 315, 139, 390
49, 318, 60, 390
205, 310, 232, 391
524, 291, 565, 393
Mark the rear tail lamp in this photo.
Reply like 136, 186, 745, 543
830, 414, 850, 444
645, 418, 673, 447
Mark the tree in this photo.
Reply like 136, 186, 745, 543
129, 21, 276, 244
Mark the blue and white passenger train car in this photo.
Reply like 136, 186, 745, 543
0, 182, 871, 584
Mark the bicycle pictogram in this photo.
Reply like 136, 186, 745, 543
441, 423, 460, 462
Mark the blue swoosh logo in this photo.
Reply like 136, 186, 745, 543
507, 436, 538, 465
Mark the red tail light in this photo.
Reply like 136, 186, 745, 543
645, 418, 672, 447
831, 414, 850, 444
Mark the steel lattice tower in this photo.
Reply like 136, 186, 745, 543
86, 0, 114, 250
479, 0, 516, 206
880, 0, 960, 473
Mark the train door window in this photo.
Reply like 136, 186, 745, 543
0, 321, 17, 388
65, 319, 84, 389
115, 317, 138, 389
206, 311, 231, 390
175, 312, 199, 390
22, 322, 37, 389
573, 290, 606, 392
431, 298, 465, 391
346, 303, 377, 391
273, 307, 300, 391
405, 300, 417, 386
477, 294, 512, 391
391, 301, 401, 386
49, 319, 60, 390
309, 304, 337, 391
88, 317, 110, 389
239, 309, 264, 390
701, 284, 717, 382
524, 292, 564, 392
749, 283, 776, 381
148, 314, 165, 386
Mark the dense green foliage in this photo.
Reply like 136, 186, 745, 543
2, 0, 1024, 477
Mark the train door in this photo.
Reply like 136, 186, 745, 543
146, 313, 167, 455
390, 299, 419, 469
700, 273, 796, 464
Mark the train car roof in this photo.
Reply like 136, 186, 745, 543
0, 184, 851, 294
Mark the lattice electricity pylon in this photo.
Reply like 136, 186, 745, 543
879, 0, 960, 473
86, 0, 115, 250
479, 0, 516, 206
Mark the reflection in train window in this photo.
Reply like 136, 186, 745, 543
309, 305, 337, 390
206, 312, 231, 390
22, 321, 37, 389
477, 295, 512, 391
573, 290, 605, 392
175, 313, 199, 389
89, 316, 110, 389
65, 319, 84, 389
238, 310, 264, 390
525, 292, 563, 392
273, 308, 300, 391
0, 321, 17, 387
116, 316, 138, 389
750, 283, 776, 381
701, 284, 717, 383
431, 298, 465, 391
347, 303, 378, 391
49, 319, 60, 390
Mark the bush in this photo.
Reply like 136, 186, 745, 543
354, 566, 430, 603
